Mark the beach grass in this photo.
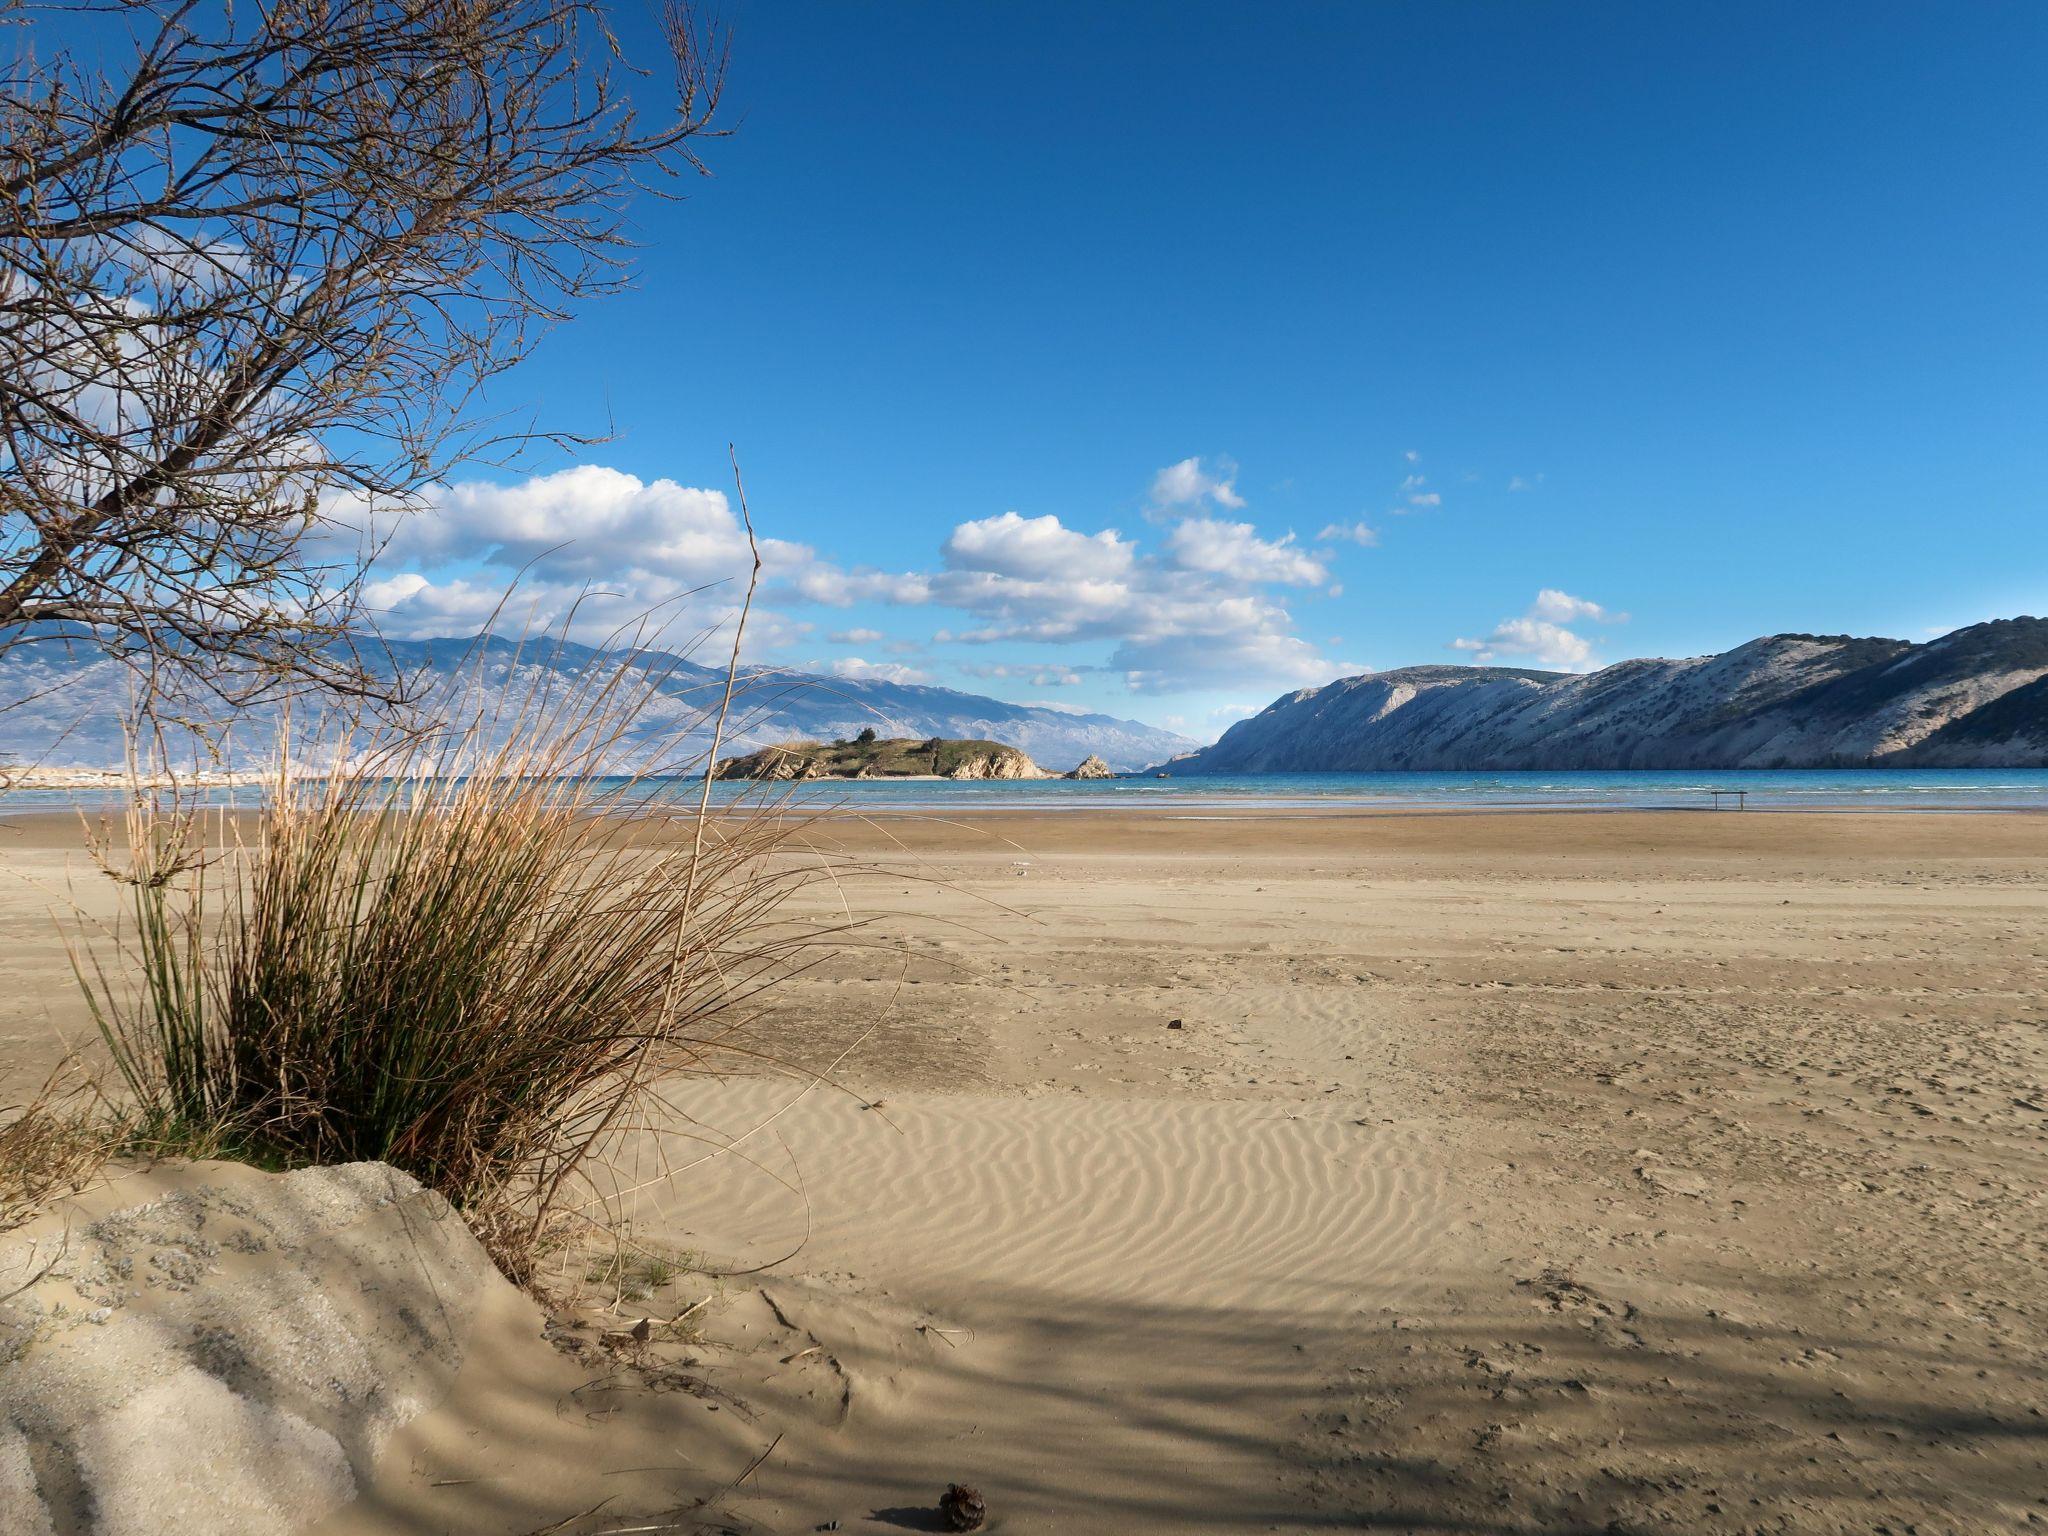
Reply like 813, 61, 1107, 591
69, 631, 847, 1283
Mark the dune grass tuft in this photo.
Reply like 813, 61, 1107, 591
74, 632, 843, 1283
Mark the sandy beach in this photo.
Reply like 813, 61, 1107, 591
5, 806, 2044, 1534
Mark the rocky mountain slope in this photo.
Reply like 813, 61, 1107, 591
1161, 618, 2048, 772
0, 632, 1194, 773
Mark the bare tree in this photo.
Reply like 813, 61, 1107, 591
0, 0, 726, 707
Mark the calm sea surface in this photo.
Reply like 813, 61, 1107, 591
9, 768, 2047, 813
717, 767, 2048, 811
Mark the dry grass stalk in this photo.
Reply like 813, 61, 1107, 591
0, 1056, 119, 1231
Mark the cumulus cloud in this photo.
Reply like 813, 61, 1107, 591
358, 571, 511, 632
338, 465, 810, 584
1166, 518, 1326, 585
1113, 625, 1355, 695
923, 511, 1352, 693
1317, 521, 1378, 546
1451, 589, 1626, 671
333, 465, 843, 644
785, 563, 932, 607
340, 458, 1351, 695
1450, 618, 1595, 668
943, 511, 1134, 580
358, 564, 812, 658
1531, 588, 1626, 624
1149, 456, 1244, 510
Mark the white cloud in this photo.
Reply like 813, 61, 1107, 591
1316, 521, 1378, 546
1405, 491, 1441, 509
925, 553, 1351, 694
1149, 456, 1245, 510
333, 466, 941, 633
943, 510, 1135, 581
359, 572, 509, 631
785, 563, 933, 607
1166, 518, 1326, 585
1453, 617, 1596, 669
1531, 588, 1625, 624
339, 458, 1349, 695
358, 566, 811, 656
819, 657, 930, 686
1114, 626, 1355, 695
337, 465, 809, 584
1403, 449, 1420, 464
1451, 588, 1627, 671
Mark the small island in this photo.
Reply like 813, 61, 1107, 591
714, 730, 1114, 782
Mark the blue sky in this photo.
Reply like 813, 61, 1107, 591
361, 1, 2048, 738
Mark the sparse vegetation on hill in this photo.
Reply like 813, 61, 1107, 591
716, 736, 1052, 780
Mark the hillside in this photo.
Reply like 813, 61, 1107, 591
1158, 619, 2048, 773
0, 632, 1194, 773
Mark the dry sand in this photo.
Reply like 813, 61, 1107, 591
3, 807, 2044, 1533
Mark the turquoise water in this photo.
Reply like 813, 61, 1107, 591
8, 767, 2047, 812
732, 767, 2048, 810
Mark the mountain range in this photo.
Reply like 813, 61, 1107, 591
1159, 619, 2048, 773
0, 632, 1195, 773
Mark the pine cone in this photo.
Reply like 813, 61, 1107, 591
939, 1482, 986, 1531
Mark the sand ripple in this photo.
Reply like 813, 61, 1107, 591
640, 1085, 1445, 1316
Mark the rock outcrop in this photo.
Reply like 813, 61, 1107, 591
1067, 755, 1114, 779
715, 742, 828, 781
942, 745, 1052, 780
1157, 618, 2048, 773
0, 1160, 505, 1536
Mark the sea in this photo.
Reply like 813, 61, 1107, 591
9, 767, 2046, 813
702, 767, 2048, 811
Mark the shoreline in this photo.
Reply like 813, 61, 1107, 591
4, 791, 2047, 820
